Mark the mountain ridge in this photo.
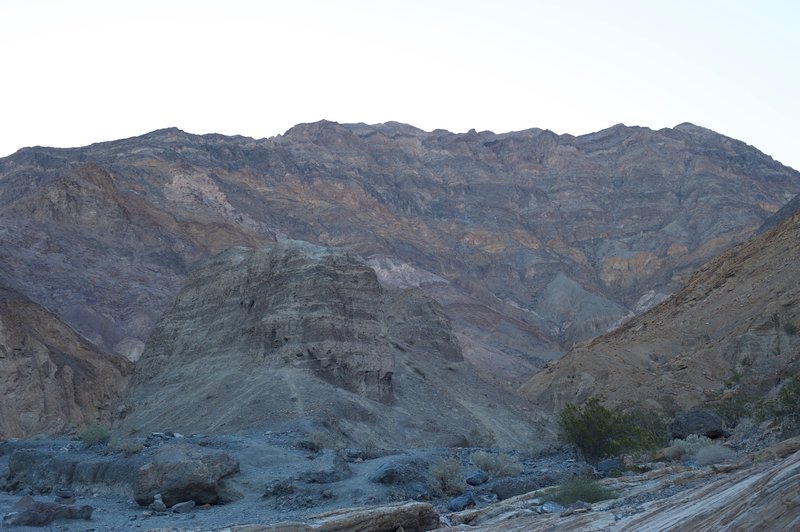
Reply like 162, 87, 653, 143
1, 120, 797, 388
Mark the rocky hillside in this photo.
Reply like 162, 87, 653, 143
521, 211, 800, 413
0, 285, 132, 438
0, 122, 798, 386
119, 241, 542, 448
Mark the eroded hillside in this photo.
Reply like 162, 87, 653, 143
1, 122, 797, 386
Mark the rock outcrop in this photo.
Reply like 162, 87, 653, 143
521, 212, 800, 413
119, 241, 542, 447
0, 286, 132, 439
1, 122, 797, 388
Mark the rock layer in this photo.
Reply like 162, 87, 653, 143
521, 212, 800, 413
119, 241, 542, 447
0, 286, 132, 438
1, 122, 797, 385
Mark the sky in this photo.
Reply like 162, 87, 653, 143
1, 0, 798, 169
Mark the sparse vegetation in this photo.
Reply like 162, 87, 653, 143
664, 434, 712, 461
105, 438, 144, 456
427, 457, 465, 496
549, 476, 617, 505
558, 397, 668, 462
783, 322, 798, 336
470, 451, 522, 477
77, 424, 111, 446
694, 444, 736, 466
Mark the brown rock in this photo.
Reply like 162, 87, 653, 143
0, 286, 132, 439
134, 444, 240, 507
521, 212, 800, 413
3, 495, 93, 526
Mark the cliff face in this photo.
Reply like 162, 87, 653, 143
119, 241, 541, 447
0, 286, 132, 438
520, 212, 800, 413
1, 122, 798, 386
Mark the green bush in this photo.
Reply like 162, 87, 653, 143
559, 397, 666, 462
664, 434, 712, 461
77, 424, 111, 446
694, 444, 736, 466
427, 457, 465, 497
549, 476, 617, 505
470, 451, 522, 477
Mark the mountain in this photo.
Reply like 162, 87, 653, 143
520, 211, 800, 413
118, 241, 542, 447
0, 285, 132, 438
0, 122, 797, 388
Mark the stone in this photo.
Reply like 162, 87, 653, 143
447, 492, 478, 512
2, 495, 93, 526
298, 450, 351, 484
596, 458, 625, 477
368, 457, 426, 485
149, 493, 167, 513
465, 470, 489, 486
171, 500, 196, 513
539, 501, 567, 514
672, 410, 726, 439
134, 444, 240, 507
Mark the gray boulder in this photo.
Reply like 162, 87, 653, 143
466, 470, 489, 486
298, 450, 351, 484
448, 491, 477, 512
134, 444, 239, 507
2, 495, 92, 526
368, 456, 426, 485
672, 410, 725, 439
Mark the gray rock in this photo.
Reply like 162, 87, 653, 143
485, 475, 545, 500
368, 456, 426, 485
466, 470, 489, 486
148, 493, 167, 512
539, 501, 567, 514
171, 500, 196, 513
672, 410, 725, 439
596, 458, 625, 477
447, 492, 477, 512
2, 495, 93, 526
134, 443, 240, 507
298, 450, 351, 484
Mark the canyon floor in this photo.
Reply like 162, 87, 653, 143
1, 426, 798, 531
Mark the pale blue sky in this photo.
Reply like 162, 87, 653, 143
1, 0, 798, 169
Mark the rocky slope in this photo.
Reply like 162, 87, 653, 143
521, 211, 800, 413
0, 286, 132, 438
1, 122, 798, 386
119, 241, 542, 448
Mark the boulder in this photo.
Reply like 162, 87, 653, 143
368, 456, 426, 485
254, 501, 440, 531
2, 495, 92, 526
298, 450, 351, 484
134, 444, 239, 507
672, 410, 725, 439
466, 470, 489, 486
448, 492, 478, 512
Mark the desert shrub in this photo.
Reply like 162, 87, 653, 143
77, 424, 111, 446
106, 438, 144, 456
663, 434, 712, 460
470, 451, 522, 477
708, 393, 752, 427
694, 444, 736, 466
549, 476, 617, 505
559, 397, 666, 462
427, 457, 465, 496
